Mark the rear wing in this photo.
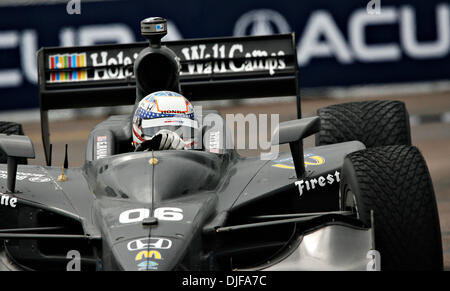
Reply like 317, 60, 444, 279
37, 34, 300, 165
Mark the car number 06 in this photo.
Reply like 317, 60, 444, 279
119, 207, 183, 224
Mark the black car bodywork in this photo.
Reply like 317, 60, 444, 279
0, 20, 375, 271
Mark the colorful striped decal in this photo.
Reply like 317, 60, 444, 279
48, 53, 87, 83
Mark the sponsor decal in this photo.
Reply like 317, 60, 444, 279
135, 250, 162, 261
180, 43, 286, 76
96, 135, 108, 160
89, 51, 137, 80
0, 193, 18, 208
45, 41, 288, 84
154, 95, 188, 113
137, 260, 158, 270
272, 153, 325, 169
119, 207, 183, 224
46, 50, 139, 84
164, 120, 183, 124
127, 237, 172, 251
208, 131, 221, 154
294, 171, 340, 196
0, 170, 51, 183
155, 24, 165, 32
48, 53, 87, 83
141, 117, 197, 128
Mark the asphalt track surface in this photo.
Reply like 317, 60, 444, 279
20, 92, 450, 270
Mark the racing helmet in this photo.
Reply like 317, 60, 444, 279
132, 91, 198, 149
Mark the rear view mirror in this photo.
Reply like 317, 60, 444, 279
0, 134, 35, 193
271, 116, 320, 178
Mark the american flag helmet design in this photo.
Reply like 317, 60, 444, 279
132, 91, 197, 148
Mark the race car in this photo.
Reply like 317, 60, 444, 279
0, 17, 442, 271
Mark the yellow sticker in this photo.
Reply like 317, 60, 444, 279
305, 155, 325, 166
272, 154, 325, 169
135, 250, 162, 261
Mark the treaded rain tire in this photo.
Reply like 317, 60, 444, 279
341, 145, 443, 270
316, 100, 411, 148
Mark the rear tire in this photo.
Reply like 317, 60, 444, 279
0, 121, 27, 164
316, 100, 411, 148
341, 145, 443, 270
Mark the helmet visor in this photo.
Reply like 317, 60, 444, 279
141, 117, 199, 140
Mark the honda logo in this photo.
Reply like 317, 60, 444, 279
127, 237, 173, 251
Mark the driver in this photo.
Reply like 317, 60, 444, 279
132, 91, 198, 151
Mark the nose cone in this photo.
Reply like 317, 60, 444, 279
112, 235, 186, 271
90, 151, 221, 270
